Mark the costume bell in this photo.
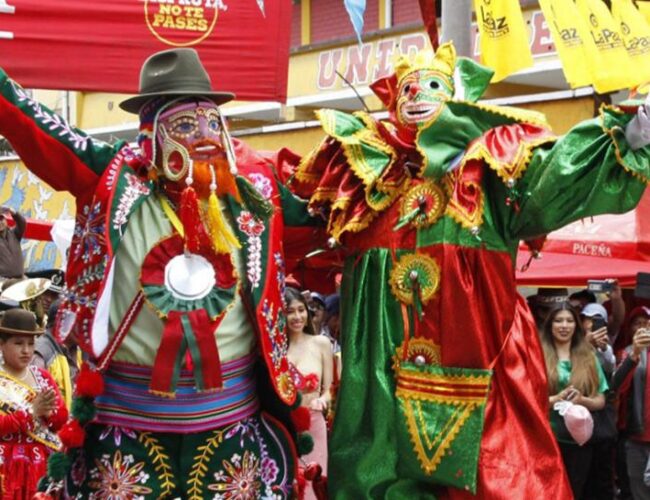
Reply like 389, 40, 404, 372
292, 42, 650, 498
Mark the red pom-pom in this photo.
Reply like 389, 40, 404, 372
59, 419, 86, 449
290, 406, 311, 433
33, 493, 55, 500
75, 363, 104, 398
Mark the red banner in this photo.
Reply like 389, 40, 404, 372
0, 0, 292, 101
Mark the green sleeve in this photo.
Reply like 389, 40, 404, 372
509, 107, 649, 240
277, 182, 318, 227
596, 356, 609, 393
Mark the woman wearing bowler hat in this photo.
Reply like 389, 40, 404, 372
0, 308, 67, 499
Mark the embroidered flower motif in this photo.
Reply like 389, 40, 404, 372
208, 450, 261, 499
249, 173, 273, 200
113, 173, 150, 234
274, 253, 286, 305
225, 419, 256, 448
260, 457, 279, 484
88, 450, 153, 500
237, 211, 265, 237
237, 211, 265, 290
71, 450, 87, 487
98, 425, 138, 447
262, 300, 289, 370
72, 202, 105, 263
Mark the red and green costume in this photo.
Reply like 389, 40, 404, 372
293, 45, 650, 498
0, 68, 314, 498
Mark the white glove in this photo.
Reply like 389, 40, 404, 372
625, 95, 650, 151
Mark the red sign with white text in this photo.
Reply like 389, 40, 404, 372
0, 0, 292, 101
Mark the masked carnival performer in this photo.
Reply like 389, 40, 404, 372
0, 49, 311, 498
0, 308, 68, 500
292, 42, 650, 499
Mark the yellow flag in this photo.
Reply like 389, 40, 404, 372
473, 0, 533, 82
612, 0, 650, 89
539, 0, 593, 88
638, 2, 650, 26
576, 0, 633, 93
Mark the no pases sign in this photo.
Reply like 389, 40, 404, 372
0, 0, 292, 101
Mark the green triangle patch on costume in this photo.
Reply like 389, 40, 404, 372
394, 361, 492, 494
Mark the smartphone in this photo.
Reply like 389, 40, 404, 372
591, 317, 607, 331
635, 273, 650, 300
587, 280, 613, 293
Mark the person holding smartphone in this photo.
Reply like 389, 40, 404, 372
612, 307, 650, 499
0, 308, 68, 499
542, 302, 608, 499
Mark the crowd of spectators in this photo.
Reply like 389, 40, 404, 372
1, 202, 649, 499
532, 281, 650, 499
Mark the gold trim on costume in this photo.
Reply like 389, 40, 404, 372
400, 181, 448, 228
139, 431, 176, 496
401, 398, 474, 475
600, 104, 650, 185
389, 253, 441, 306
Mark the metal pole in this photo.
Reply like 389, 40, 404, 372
440, 0, 472, 57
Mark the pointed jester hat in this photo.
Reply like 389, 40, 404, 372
370, 42, 495, 112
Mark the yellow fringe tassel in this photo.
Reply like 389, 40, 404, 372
206, 191, 241, 254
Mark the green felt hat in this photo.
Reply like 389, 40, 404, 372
120, 48, 235, 114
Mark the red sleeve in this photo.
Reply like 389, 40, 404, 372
0, 69, 111, 198
0, 410, 34, 436
36, 368, 69, 430
614, 350, 638, 395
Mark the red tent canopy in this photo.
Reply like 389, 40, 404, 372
516, 191, 650, 287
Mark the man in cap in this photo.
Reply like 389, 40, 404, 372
0, 49, 305, 498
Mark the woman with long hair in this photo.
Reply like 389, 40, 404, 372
541, 301, 607, 499
284, 287, 333, 500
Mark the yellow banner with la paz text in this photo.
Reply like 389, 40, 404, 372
539, 0, 593, 88
472, 0, 533, 82
612, 0, 650, 89
576, 0, 633, 93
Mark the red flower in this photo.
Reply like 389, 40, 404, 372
237, 212, 265, 236
302, 374, 320, 392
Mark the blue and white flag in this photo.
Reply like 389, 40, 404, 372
344, 0, 366, 44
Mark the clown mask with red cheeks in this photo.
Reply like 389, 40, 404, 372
396, 70, 454, 129
156, 99, 231, 198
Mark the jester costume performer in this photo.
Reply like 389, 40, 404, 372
0, 49, 311, 498
292, 42, 650, 498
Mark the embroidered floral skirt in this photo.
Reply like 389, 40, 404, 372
64, 412, 296, 499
